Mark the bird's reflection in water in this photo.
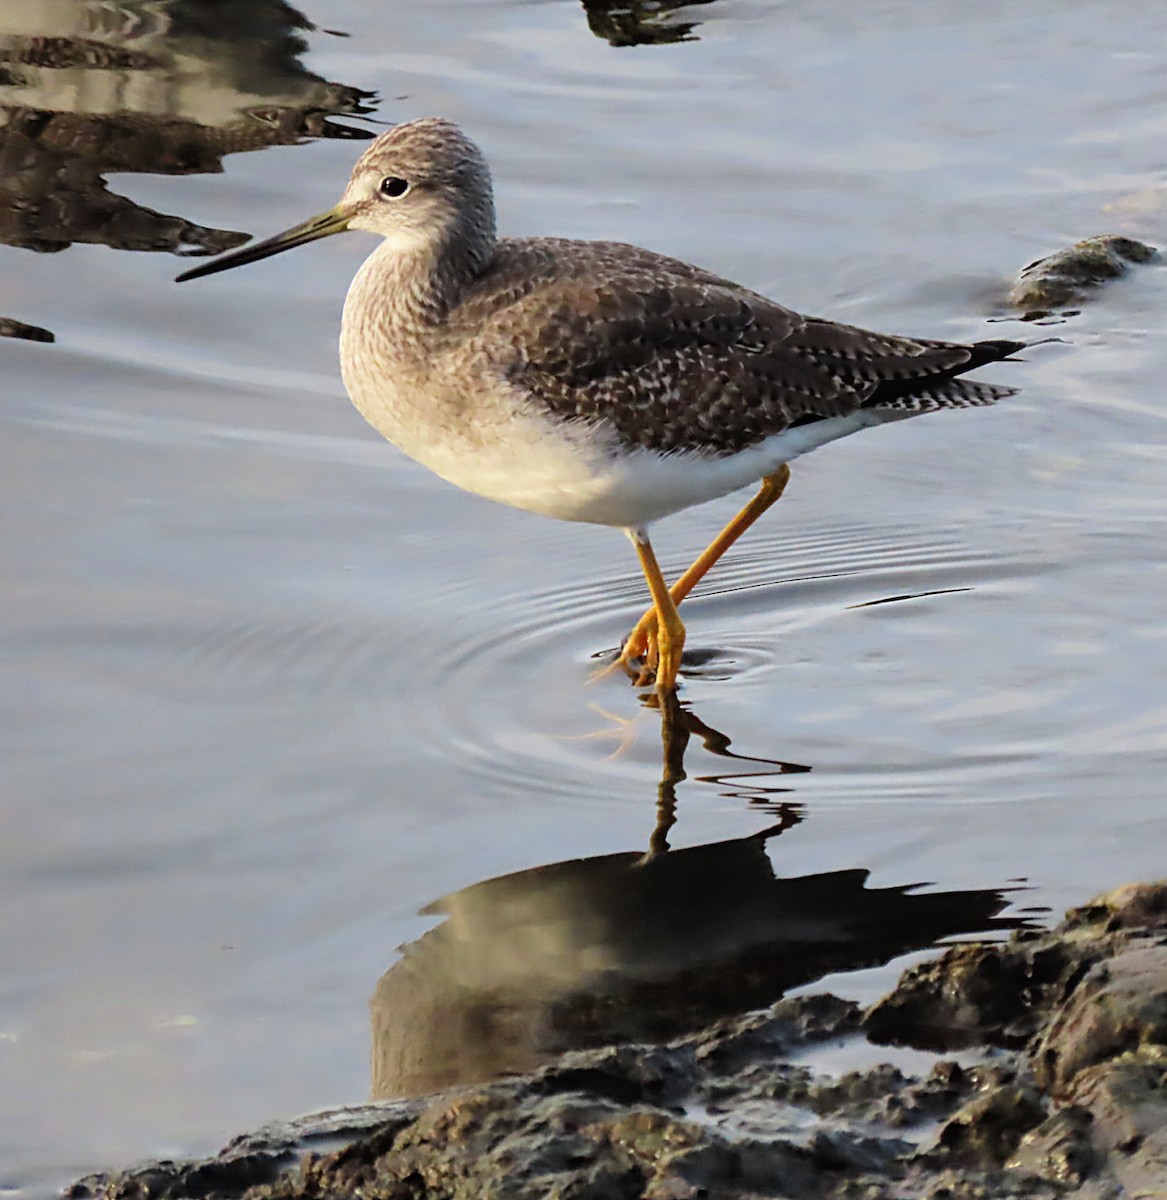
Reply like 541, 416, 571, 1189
370, 697, 1024, 1100
645, 688, 810, 855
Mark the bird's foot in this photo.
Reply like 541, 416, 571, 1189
617, 615, 660, 686
625, 633, 683, 694
593, 648, 648, 686
594, 618, 675, 691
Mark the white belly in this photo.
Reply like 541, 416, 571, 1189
348, 360, 882, 528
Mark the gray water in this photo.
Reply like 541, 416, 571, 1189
3, 0, 1167, 1193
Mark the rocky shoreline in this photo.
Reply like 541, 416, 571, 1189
70, 881, 1167, 1200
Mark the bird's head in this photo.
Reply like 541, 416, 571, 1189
176, 118, 496, 283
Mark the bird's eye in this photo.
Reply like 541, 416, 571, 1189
379, 176, 410, 199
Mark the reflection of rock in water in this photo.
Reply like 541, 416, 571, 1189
0, 315, 53, 341
371, 825, 1022, 1099
0, 0, 375, 255
581, 0, 716, 46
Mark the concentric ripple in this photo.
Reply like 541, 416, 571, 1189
401, 515, 1048, 796
21, 512, 1049, 805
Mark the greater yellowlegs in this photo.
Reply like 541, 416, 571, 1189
177, 118, 1021, 693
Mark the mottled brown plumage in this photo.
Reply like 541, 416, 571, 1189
424, 235, 1019, 457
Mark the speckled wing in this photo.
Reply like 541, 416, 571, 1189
461, 238, 1014, 456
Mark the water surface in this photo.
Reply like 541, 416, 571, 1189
3, 0, 1167, 1193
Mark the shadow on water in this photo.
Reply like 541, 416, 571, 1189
580, 0, 717, 47
371, 695, 1028, 1101
0, 0, 375, 339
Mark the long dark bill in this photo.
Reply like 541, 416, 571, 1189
175, 206, 350, 282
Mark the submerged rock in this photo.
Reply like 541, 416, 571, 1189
1008, 234, 1158, 319
70, 882, 1167, 1200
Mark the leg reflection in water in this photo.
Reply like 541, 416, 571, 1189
647, 688, 805, 857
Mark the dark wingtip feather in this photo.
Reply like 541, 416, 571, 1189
864, 334, 1024, 412
872, 378, 1018, 418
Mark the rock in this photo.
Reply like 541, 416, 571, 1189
864, 881, 1167, 1053
1073, 1061, 1167, 1195
925, 1076, 1047, 1169
70, 883, 1167, 1200
66, 1105, 421, 1200
1007, 234, 1157, 319
1006, 1104, 1099, 1188
1032, 941, 1167, 1094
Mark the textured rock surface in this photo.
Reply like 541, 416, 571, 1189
1007, 234, 1158, 318
69, 883, 1167, 1200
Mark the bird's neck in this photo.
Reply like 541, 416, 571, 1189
346, 226, 493, 353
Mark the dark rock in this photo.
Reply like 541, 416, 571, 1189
925, 1076, 1046, 1169
534, 1042, 697, 1107
71, 884, 1167, 1200
1006, 1105, 1101, 1187
1065, 881, 1167, 934
1072, 1061, 1167, 1195
67, 1105, 421, 1200
863, 939, 1075, 1050
808, 1128, 911, 1174
1032, 941, 1167, 1094
865, 882, 1167, 1053
690, 993, 863, 1075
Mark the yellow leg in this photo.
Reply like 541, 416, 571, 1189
619, 465, 791, 675
629, 528, 686, 694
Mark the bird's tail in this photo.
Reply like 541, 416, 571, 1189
871, 376, 1018, 416
869, 336, 1024, 416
